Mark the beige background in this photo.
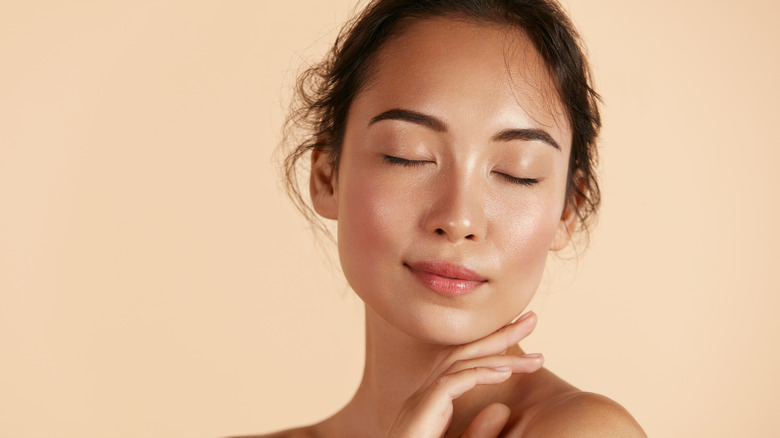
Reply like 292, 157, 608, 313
1, 1, 778, 437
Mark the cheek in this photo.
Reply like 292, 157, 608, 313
493, 152, 569, 257
505, 204, 559, 252
494, 193, 563, 281
336, 166, 407, 292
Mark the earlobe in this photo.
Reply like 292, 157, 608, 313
310, 148, 338, 220
549, 202, 577, 251
550, 171, 586, 251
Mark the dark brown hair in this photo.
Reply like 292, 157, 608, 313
282, 0, 601, 240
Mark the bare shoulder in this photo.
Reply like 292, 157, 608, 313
521, 391, 646, 438
225, 425, 320, 438
504, 367, 645, 437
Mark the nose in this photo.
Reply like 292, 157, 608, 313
423, 171, 487, 243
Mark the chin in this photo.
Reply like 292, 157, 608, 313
390, 304, 519, 347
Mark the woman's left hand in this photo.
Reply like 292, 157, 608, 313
385, 312, 543, 437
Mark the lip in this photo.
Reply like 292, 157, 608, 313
405, 260, 487, 296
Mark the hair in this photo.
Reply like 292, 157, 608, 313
282, 0, 601, 241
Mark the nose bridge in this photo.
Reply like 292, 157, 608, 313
424, 162, 486, 242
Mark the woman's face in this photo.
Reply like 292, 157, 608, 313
313, 18, 574, 345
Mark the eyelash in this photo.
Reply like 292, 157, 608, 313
495, 172, 539, 187
383, 155, 429, 167
383, 155, 538, 186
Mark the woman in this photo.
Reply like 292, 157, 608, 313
255, 0, 646, 436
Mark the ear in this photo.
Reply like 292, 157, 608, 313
309, 148, 338, 220
549, 171, 585, 251
549, 199, 578, 251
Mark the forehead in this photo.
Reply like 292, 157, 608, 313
354, 17, 571, 144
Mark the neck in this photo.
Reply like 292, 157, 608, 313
327, 305, 523, 437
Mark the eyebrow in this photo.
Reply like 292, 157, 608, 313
491, 128, 561, 150
369, 108, 446, 132
368, 108, 560, 150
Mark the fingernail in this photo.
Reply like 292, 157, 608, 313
515, 311, 535, 323
521, 353, 542, 358
493, 366, 511, 372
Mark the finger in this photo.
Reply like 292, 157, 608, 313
444, 353, 544, 376
427, 367, 513, 402
455, 312, 538, 360
462, 403, 511, 438
392, 368, 512, 438
419, 312, 539, 391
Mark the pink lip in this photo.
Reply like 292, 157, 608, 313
405, 261, 487, 296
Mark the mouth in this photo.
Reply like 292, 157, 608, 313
404, 260, 487, 296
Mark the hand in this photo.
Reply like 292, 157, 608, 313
386, 312, 543, 438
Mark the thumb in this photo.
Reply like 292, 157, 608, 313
461, 403, 511, 438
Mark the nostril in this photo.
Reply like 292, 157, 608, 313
465, 234, 475, 240
436, 228, 446, 235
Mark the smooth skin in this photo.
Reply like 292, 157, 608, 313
240, 18, 646, 438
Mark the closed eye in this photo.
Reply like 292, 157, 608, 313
383, 155, 430, 167
494, 172, 539, 186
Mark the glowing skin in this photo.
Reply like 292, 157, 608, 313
314, 18, 574, 345
303, 17, 646, 438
